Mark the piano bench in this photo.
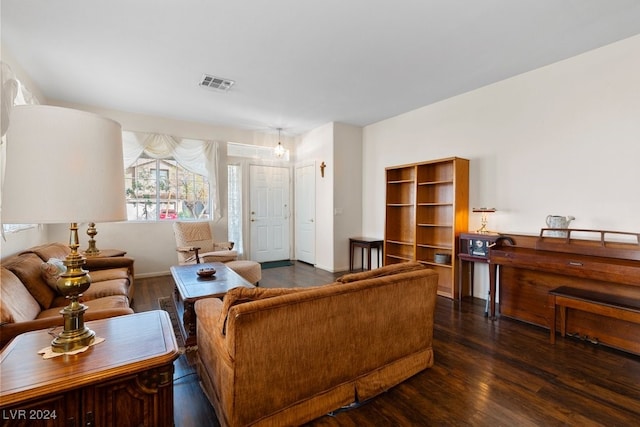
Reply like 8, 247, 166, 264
548, 286, 640, 344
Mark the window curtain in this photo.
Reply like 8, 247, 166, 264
1, 62, 39, 138
122, 131, 221, 221
1, 62, 40, 238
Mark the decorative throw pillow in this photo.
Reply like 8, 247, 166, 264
40, 258, 66, 290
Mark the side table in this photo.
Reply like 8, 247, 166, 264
84, 248, 127, 258
349, 237, 384, 272
458, 233, 501, 315
0, 311, 179, 427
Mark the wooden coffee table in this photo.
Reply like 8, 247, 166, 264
171, 262, 254, 347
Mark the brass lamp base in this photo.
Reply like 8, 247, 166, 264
476, 213, 490, 234
84, 222, 101, 256
474, 209, 496, 234
51, 301, 95, 352
52, 222, 95, 353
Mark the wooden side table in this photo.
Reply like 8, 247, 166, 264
458, 233, 501, 314
0, 311, 179, 427
84, 248, 127, 258
349, 237, 384, 272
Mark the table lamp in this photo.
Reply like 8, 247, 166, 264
472, 207, 496, 234
84, 222, 101, 256
2, 105, 126, 352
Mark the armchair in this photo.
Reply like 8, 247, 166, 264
173, 221, 238, 264
173, 221, 262, 285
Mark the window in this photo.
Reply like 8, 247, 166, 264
125, 156, 210, 221
227, 141, 290, 161
227, 164, 243, 254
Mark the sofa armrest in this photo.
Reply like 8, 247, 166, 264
195, 298, 224, 328
200, 250, 238, 263
194, 298, 231, 357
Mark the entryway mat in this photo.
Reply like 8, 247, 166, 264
260, 260, 294, 269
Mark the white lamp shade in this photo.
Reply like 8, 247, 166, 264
2, 105, 127, 224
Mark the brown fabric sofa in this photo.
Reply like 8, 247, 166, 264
1, 243, 135, 348
194, 262, 438, 426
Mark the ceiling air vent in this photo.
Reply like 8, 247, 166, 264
199, 74, 235, 92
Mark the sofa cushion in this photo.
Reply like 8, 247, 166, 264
26, 242, 70, 262
38, 295, 131, 319
81, 278, 130, 301
1, 268, 41, 323
336, 261, 426, 283
3, 253, 56, 309
86, 267, 130, 283
50, 279, 130, 307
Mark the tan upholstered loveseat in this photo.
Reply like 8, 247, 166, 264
1, 243, 135, 348
194, 262, 438, 426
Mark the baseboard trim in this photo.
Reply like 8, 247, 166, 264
135, 271, 171, 279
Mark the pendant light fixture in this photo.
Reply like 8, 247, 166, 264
274, 128, 285, 158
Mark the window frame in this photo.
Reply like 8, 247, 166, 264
124, 156, 211, 222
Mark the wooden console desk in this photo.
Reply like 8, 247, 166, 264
0, 311, 179, 427
488, 229, 640, 355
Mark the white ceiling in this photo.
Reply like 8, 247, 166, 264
3, 0, 640, 135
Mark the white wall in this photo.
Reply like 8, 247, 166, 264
333, 123, 363, 271
296, 122, 363, 272
362, 34, 640, 298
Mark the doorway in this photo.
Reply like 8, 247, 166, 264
295, 163, 316, 265
249, 165, 291, 262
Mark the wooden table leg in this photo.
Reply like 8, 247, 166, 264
349, 240, 354, 271
488, 262, 497, 320
182, 300, 197, 347
548, 293, 556, 344
559, 305, 567, 338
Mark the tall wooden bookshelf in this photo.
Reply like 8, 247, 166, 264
384, 157, 469, 298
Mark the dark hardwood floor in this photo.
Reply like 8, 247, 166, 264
136, 262, 640, 426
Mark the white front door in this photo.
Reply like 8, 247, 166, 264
249, 165, 290, 262
295, 163, 315, 264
